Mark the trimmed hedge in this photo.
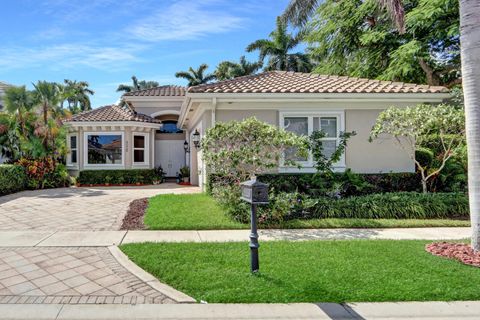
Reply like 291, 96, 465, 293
0, 165, 27, 196
77, 169, 158, 185
304, 192, 469, 220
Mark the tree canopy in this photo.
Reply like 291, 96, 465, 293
305, 0, 460, 87
175, 64, 216, 87
117, 76, 159, 93
215, 56, 263, 81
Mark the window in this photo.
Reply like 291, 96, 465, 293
68, 135, 77, 165
133, 133, 148, 164
158, 121, 183, 133
281, 112, 344, 168
86, 133, 123, 165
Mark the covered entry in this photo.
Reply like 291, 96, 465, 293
155, 140, 185, 177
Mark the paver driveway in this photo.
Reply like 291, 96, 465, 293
0, 184, 200, 231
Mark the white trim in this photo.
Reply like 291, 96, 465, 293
66, 133, 78, 168
66, 121, 160, 129
84, 131, 125, 168
132, 132, 150, 166
279, 110, 346, 170
150, 110, 180, 118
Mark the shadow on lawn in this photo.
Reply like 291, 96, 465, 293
315, 303, 366, 319
260, 228, 381, 240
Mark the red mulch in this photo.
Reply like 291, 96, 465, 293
120, 198, 148, 230
426, 242, 480, 268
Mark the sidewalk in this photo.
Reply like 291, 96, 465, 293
0, 227, 471, 247
1, 301, 480, 319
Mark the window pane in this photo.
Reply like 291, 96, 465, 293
322, 140, 337, 159
70, 136, 77, 149
134, 135, 145, 148
284, 117, 308, 162
284, 117, 308, 136
134, 150, 145, 163
71, 150, 77, 164
320, 117, 337, 137
87, 135, 122, 164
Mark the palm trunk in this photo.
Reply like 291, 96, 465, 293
460, 0, 480, 251
43, 101, 49, 150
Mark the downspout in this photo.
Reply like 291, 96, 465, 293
211, 97, 217, 126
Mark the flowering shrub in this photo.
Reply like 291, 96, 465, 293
16, 157, 69, 189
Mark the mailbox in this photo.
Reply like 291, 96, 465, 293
241, 179, 269, 204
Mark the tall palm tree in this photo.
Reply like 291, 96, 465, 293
282, 0, 405, 33
175, 64, 216, 87
215, 56, 263, 81
32, 81, 62, 150
246, 17, 311, 72
282, 0, 480, 250
116, 76, 159, 93
63, 79, 94, 113
461, 0, 480, 251
4, 86, 33, 137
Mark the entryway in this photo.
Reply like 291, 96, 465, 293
155, 140, 186, 177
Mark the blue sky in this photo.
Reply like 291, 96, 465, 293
0, 0, 291, 107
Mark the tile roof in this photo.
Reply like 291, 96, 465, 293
188, 71, 449, 94
123, 85, 186, 97
66, 105, 161, 123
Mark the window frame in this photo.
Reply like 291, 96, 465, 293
83, 131, 125, 168
279, 111, 346, 170
67, 133, 78, 167
132, 132, 149, 166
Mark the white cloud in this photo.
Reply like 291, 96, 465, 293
0, 44, 143, 71
129, 0, 246, 42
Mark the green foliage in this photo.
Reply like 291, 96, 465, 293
202, 117, 309, 183
175, 64, 216, 87
306, 0, 460, 86
415, 147, 434, 168
116, 76, 159, 93
179, 166, 190, 177
246, 17, 312, 72
0, 165, 27, 196
309, 130, 356, 175
62, 79, 94, 113
215, 56, 263, 80
370, 104, 465, 192
16, 158, 70, 189
77, 169, 159, 185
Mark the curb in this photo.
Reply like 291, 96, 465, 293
108, 246, 196, 304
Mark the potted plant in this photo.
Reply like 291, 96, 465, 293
179, 166, 190, 183
135, 175, 143, 186
153, 166, 165, 184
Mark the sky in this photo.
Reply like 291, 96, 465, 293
0, 0, 291, 107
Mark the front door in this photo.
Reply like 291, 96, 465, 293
155, 140, 185, 177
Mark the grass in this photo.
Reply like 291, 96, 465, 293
144, 193, 469, 230
121, 240, 479, 303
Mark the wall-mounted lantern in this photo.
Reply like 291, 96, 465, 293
183, 140, 190, 153
240, 178, 269, 273
192, 129, 201, 149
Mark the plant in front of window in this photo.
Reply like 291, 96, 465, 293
370, 104, 465, 193
179, 166, 190, 183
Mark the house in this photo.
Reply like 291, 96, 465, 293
64, 71, 450, 187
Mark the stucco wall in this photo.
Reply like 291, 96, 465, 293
345, 109, 414, 173
216, 109, 278, 125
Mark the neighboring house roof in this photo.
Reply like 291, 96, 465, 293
123, 85, 186, 97
66, 105, 161, 123
188, 71, 449, 94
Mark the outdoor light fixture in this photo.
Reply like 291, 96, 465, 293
183, 140, 190, 153
240, 178, 269, 273
192, 129, 201, 149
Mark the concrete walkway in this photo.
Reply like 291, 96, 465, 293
0, 227, 471, 247
0, 184, 200, 231
1, 301, 480, 319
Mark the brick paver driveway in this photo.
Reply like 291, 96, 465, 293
0, 184, 200, 231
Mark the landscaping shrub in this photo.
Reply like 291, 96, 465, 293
77, 169, 158, 185
0, 164, 27, 195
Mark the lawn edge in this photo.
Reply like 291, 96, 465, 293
108, 246, 197, 303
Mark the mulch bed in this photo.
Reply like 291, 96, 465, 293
426, 242, 480, 268
121, 198, 148, 230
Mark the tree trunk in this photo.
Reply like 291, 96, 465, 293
460, 0, 480, 251
421, 179, 428, 194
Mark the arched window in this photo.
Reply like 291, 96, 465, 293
158, 120, 183, 133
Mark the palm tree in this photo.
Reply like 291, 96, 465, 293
175, 64, 216, 87
4, 86, 33, 137
116, 76, 159, 93
461, 0, 480, 251
282, 0, 480, 251
246, 17, 311, 72
32, 81, 62, 150
215, 56, 263, 81
282, 0, 405, 33
63, 80, 94, 113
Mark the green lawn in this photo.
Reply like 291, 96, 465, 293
144, 193, 469, 230
121, 240, 479, 303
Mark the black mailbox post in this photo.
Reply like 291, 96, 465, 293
240, 178, 269, 273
